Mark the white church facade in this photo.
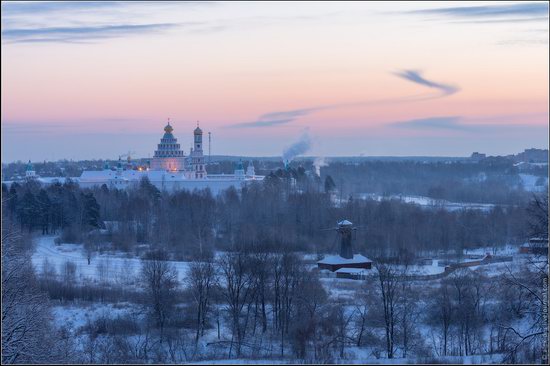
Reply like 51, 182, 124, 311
9, 121, 264, 195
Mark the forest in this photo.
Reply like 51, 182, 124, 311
3, 155, 547, 206
0, 166, 535, 260
1, 168, 548, 364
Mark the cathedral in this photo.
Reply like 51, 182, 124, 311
150, 120, 207, 180
6, 121, 264, 194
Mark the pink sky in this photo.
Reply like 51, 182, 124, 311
1, 1, 548, 161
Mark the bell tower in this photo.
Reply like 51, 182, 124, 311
194, 121, 203, 152
25, 160, 36, 179
191, 122, 207, 179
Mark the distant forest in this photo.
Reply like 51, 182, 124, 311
2, 163, 540, 261
3, 156, 547, 206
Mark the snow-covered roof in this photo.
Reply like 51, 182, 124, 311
338, 220, 353, 226
335, 267, 367, 274
317, 254, 372, 265
38, 177, 79, 184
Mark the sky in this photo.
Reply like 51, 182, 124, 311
1, 1, 548, 162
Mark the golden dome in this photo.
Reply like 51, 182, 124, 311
164, 122, 173, 134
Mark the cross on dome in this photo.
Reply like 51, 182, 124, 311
194, 120, 203, 134
164, 118, 173, 134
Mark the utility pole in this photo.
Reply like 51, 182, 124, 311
208, 132, 212, 163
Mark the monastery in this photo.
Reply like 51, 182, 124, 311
11, 121, 264, 194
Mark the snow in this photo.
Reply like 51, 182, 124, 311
340, 350, 506, 364
190, 359, 294, 365
359, 193, 496, 212
32, 236, 192, 287
335, 267, 368, 274
519, 173, 548, 192
338, 219, 353, 226
398, 264, 445, 276
464, 244, 520, 256
51, 302, 138, 330
317, 254, 372, 265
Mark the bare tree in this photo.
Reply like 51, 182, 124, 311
140, 252, 179, 344
526, 192, 548, 239
218, 252, 254, 358
374, 263, 403, 359
83, 231, 100, 265
186, 259, 216, 343
430, 281, 454, 356
1, 221, 61, 363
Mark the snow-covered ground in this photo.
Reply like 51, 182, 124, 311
32, 236, 192, 287
51, 301, 139, 331
359, 193, 496, 212
463, 244, 520, 256
190, 359, 295, 365
519, 173, 548, 192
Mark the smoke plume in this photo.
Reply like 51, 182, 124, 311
282, 131, 311, 163
313, 156, 328, 176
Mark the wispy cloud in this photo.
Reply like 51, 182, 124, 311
409, 2, 549, 20
228, 108, 321, 128
389, 115, 548, 135
451, 16, 549, 24
389, 116, 467, 130
496, 38, 549, 46
2, 23, 180, 43
228, 70, 460, 128
0, 1, 211, 15
0, 1, 123, 14
393, 70, 460, 96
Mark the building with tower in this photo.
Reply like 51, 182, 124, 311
4, 120, 264, 194
3, 120, 266, 195
150, 120, 186, 171
317, 220, 372, 277
25, 160, 36, 179
189, 123, 207, 179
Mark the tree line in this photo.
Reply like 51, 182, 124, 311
2, 170, 532, 261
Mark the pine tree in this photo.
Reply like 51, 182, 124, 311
36, 189, 51, 235
324, 175, 336, 193
7, 183, 19, 216
16, 191, 38, 232
81, 192, 100, 229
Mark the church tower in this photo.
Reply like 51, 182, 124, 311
246, 161, 255, 177
25, 160, 36, 179
235, 159, 245, 180
150, 119, 186, 171
190, 122, 207, 179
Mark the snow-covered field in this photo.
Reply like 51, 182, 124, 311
51, 301, 139, 330
463, 244, 520, 256
32, 236, 192, 287
359, 193, 496, 212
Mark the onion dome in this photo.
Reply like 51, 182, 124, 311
194, 121, 202, 135
163, 119, 175, 139
26, 160, 33, 171
164, 122, 173, 134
